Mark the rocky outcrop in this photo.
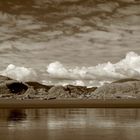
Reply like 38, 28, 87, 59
0, 75, 35, 99
47, 86, 70, 99
0, 75, 97, 100
90, 79, 140, 99
45, 85, 97, 99
65, 85, 97, 98
1, 75, 140, 100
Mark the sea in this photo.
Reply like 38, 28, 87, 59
0, 1, 140, 139
1, 109, 140, 140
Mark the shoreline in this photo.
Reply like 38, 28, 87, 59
1, 75, 140, 108
0, 99, 140, 108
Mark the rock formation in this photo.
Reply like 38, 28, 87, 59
0, 75, 34, 99
0, 75, 140, 100
90, 79, 140, 99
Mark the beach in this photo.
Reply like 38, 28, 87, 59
0, 1, 140, 140
1, 99, 140, 108
0, 75, 140, 108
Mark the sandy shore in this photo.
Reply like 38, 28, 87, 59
1, 76, 140, 108
0, 99, 140, 108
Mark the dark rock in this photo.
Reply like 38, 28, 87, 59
25, 82, 54, 99
0, 76, 35, 99
1, 75, 140, 100
44, 85, 97, 100
0, 75, 97, 100
6, 81, 28, 94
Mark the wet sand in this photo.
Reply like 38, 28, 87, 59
0, 99, 140, 108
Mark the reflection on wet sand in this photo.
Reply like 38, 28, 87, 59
0, 109, 140, 140
7, 110, 26, 122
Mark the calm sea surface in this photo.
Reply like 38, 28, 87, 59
0, 109, 140, 140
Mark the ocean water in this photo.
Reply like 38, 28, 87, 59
1, 109, 140, 140
0, 0, 140, 86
